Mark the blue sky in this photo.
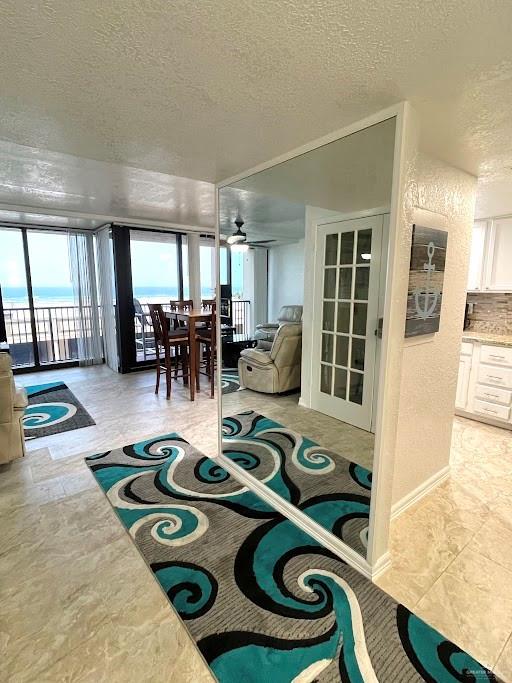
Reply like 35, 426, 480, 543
0, 229, 243, 296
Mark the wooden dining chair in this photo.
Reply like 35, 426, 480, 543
148, 304, 191, 400
170, 299, 194, 311
196, 302, 216, 398
201, 298, 215, 311
169, 299, 194, 331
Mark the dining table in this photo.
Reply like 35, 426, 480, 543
166, 307, 212, 401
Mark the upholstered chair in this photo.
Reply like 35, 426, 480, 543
238, 322, 302, 394
254, 305, 303, 350
0, 353, 28, 464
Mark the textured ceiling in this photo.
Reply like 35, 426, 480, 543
1, 0, 512, 183
0, 140, 215, 229
220, 118, 395, 242
219, 187, 305, 243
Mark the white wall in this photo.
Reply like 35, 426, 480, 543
267, 240, 305, 320
369, 105, 477, 571
390, 153, 477, 507
242, 248, 268, 334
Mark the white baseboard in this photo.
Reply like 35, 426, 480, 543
217, 453, 383, 581
371, 551, 391, 581
391, 465, 450, 521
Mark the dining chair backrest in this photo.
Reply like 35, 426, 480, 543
169, 299, 193, 329
203, 301, 217, 349
202, 298, 215, 311
169, 299, 194, 311
148, 304, 169, 350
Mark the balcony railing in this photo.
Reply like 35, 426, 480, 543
231, 300, 251, 336
4, 299, 252, 369
4, 305, 101, 368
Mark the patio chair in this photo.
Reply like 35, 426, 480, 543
133, 298, 153, 360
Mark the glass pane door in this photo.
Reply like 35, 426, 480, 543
129, 230, 180, 363
313, 216, 382, 432
0, 228, 35, 367
320, 228, 371, 405
27, 230, 75, 365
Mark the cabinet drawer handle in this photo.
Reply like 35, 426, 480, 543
487, 375, 503, 381
483, 408, 498, 414
484, 392, 499, 399
489, 354, 506, 360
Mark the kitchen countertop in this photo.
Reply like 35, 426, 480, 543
462, 331, 512, 348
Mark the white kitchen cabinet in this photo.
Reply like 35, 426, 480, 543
467, 222, 487, 291
456, 339, 512, 429
468, 217, 512, 292
485, 217, 512, 291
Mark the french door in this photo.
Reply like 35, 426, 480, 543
311, 215, 383, 431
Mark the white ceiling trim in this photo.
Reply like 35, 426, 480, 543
0, 201, 214, 234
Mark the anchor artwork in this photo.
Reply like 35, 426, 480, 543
405, 224, 448, 337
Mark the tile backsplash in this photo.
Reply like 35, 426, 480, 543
466, 292, 512, 334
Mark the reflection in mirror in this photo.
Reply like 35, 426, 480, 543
218, 118, 396, 559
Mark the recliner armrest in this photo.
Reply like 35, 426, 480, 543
239, 348, 273, 365
255, 322, 279, 331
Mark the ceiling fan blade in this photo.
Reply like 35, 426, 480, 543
247, 240, 276, 245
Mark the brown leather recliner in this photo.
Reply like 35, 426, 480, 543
0, 352, 28, 464
238, 322, 302, 394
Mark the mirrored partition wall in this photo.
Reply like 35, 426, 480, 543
217, 117, 397, 563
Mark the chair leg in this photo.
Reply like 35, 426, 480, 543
155, 347, 160, 394
182, 344, 189, 386
210, 347, 215, 398
196, 342, 201, 392
166, 362, 172, 400
183, 346, 192, 400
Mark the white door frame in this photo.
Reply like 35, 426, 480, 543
310, 215, 383, 431
215, 102, 408, 579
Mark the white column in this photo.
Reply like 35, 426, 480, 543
187, 233, 201, 307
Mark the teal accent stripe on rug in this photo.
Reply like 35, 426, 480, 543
86, 435, 500, 682
23, 381, 95, 438
222, 411, 371, 556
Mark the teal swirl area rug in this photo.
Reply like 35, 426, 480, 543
23, 381, 95, 439
223, 411, 372, 556
86, 434, 499, 682
221, 368, 241, 395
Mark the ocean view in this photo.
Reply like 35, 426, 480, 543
1, 284, 237, 308
2, 285, 180, 307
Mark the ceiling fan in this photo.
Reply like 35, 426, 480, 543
225, 216, 276, 247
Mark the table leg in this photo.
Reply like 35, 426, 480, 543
189, 318, 196, 401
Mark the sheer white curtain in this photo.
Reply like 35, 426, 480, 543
68, 232, 103, 366
95, 227, 118, 371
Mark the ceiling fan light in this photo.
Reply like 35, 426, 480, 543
227, 232, 245, 245
231, 243, 249, 252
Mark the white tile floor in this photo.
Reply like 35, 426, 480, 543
1, 367, 511, 679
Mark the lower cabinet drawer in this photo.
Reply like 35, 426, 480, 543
480, 344, 512, 367
477, 364, 512, 389
473, 398, 510, 421
474, 384, 512, 406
